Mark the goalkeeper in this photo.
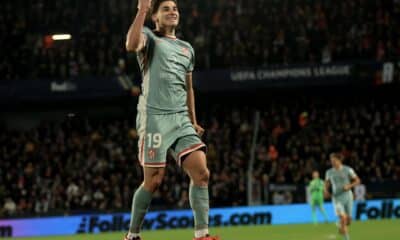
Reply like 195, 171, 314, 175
308, 170, 329, 224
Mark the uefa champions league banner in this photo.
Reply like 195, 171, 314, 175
193, 61, 382, 91
0, 199, 399, 238
0, 61, 392, 102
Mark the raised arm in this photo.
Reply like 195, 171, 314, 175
186, 73, 204, 136
126, 0, 151, 52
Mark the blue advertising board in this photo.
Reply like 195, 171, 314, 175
0, 199, 399, 238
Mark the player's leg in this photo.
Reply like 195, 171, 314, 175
345, 197, 353, 226
183, 150, 216, 239
125, 113, 171, 240
170, 139, 218, 239
346, 217, 352, 226
341, 215, 350, 240
335, 204, 350, 240
126, 167, 165, 240
342, 198, 353, 240
170, 113, 219, 240
338, 214, 349, 237
333, 200, 349, 239
180, 153, 221, 240
317, 201, 329, 222
336, 196, 354, 240
310, 200, 318, 224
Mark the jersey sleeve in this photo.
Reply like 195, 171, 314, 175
140, 27, 155, 51
348, 167, 357, 178
187, 45, 195, 72
308, 181, 313, 190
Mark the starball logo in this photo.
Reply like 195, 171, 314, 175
355, 200, 400, 220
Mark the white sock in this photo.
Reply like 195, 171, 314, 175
195, 228, 209, 238
127, 232, 140, 239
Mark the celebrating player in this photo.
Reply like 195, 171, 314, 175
308, 170, 329, 224
123, 0, 219, 240
325, 153, 360, 240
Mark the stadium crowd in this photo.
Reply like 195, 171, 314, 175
0, 106, 251, 217
1, 98, 400, 217
1, 0, 400, 80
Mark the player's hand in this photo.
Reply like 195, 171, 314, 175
194, 124, 205, 137
138, 0, 152, 11
343, 184, 352, 191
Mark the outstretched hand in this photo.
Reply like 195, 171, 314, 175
138, 0, 152, 11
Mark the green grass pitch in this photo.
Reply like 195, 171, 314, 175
9, 219, 400, 240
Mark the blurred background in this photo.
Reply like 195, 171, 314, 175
0, 0, 400, 239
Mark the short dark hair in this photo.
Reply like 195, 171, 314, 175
330, 152, 344, 161
151, 0, 178, 15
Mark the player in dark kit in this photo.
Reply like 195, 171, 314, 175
123, 0, 220, 240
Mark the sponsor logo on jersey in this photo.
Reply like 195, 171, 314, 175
148, 148, 156, 159
182, 47, 190, 57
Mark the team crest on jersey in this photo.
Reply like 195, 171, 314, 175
148, 148, 156, 160
182, 47, 190, 57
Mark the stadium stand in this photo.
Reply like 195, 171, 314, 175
1, 0, 399, 80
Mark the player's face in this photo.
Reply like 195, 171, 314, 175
312, 171, 319, 179
154, 1, 179, 28
330, 156, 341, 168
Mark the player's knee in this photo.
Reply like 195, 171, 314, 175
339, 216, 346, 225
146, 179, 162, 192
144, 174, 164, 192
347, 217, 352, 226
192, 168, 210, 186
202, 168, 210, 183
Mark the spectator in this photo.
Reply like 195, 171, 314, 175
354, 184, 367, 201
2, 197, 17, 217
272, 191, 285, 205
1, 0, 400, 80
1, 96, 400, 216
